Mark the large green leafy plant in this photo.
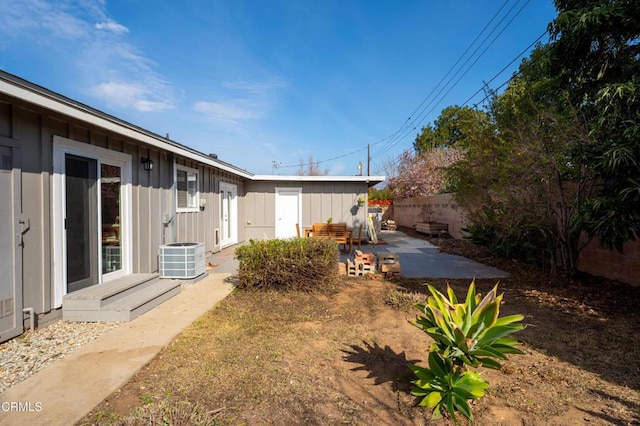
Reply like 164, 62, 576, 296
409, 281, 524, 421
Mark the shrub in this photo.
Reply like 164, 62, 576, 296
409, 281, 524, 421
234, 238, 339, 292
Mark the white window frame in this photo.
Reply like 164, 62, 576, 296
52, 135, 133, 308
175, 163, 200, 212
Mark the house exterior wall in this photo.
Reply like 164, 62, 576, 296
0, 93, 246, 318
244, 180, 368, 240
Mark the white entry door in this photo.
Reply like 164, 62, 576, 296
219, 182, 237, 247
275, 187, 302, 239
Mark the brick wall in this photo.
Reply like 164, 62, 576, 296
391, 194, 640, 287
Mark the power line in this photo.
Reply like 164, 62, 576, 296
274, 0, 547, 175
370, 35, 551, 176
371, 0, 515, 158
373, 0, 531, 160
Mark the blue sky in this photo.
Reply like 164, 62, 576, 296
0, 0, 557, 175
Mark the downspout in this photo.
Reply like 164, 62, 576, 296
22, 307, 34, 333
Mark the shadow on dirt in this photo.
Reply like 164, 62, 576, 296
341, 340, 420, 393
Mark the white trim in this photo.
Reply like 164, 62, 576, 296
219, 182, 238, 247
253, 175, 386, 184
0, 74, 386, 186
52, 136, 132, 308
175, 163, 200, 213
0, 76, 253, 179
275, 187, 302, 239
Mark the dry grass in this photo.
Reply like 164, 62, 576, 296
79, 238, 640, 426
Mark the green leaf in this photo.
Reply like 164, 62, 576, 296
452, 393, 473, 419
474, 346, 507, 359
409, 365, 435, 381
457, 371, 488, 397
464, 280, 478, 312
445, 394, 456, 420
427, 352, 450, 378
493, 314, 525, 327
479, 324, 524, 343
477, 357, 503, 370
447, 285, 459, 305
424, 391, 443, 407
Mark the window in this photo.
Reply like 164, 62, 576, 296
176, 165, 199, 211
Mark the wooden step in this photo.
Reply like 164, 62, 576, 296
62, 274, 182, 322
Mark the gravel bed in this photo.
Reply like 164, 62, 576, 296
0, 321, 120, 394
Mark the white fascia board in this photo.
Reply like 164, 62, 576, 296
0, 78, 254, 179
251, 175, 386, 184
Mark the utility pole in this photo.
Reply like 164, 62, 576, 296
367, 143, 370, 176
272, 160, 282, 174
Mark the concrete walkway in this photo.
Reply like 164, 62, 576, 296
343, 230, 509, 279
0, 232, 506, 425
0, 265, 237, 426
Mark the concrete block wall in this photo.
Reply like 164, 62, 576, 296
392, 193, 469, 239
578, 238, 640, 287
390, 194, 639, 287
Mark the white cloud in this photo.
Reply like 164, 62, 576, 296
222, 78, 288, 94
193, 77, 287, 128
0, 0, 176, 114
0, 0, 91, 41
90, 81, 173, 112
193, 100, 265, 124
95, 21, 129, 34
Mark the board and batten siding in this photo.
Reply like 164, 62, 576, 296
173, 160, 246, 251
244, 180, 368, 240
0, 93, 245, 319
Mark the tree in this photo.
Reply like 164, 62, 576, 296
548, 0, 640, 250
387, 147, 463, 199
368, 185, 394, 201
447, 44, 597, 272
297, 155, 328, 176
413, 106, 492, 153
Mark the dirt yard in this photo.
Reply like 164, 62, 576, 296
79, 235, 640, 425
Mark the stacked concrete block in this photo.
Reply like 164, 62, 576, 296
347, 250, 376, 277
377, 253, 401, 278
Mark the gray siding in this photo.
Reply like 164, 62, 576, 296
245, 180, 368, 240
0, 93, 247, 317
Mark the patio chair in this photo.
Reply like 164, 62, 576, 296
329, 223, 349, 253
312, 223, 331, 237
351, 224, 363, 251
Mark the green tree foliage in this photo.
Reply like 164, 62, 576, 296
548, 0, 640, 250
368, 185, 394, 201
413, 106, 492, 153
450, 45, 596, 271
445, 1, 638, 270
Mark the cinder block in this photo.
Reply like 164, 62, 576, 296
377, 253, 399, 264
355, 252, 376, 266
347, 259, 375, 277
380, 262, 401, 273
338, 262, 347, 276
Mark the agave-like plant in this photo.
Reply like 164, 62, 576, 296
409, 352, 488, 420
410, 281, 525, 420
